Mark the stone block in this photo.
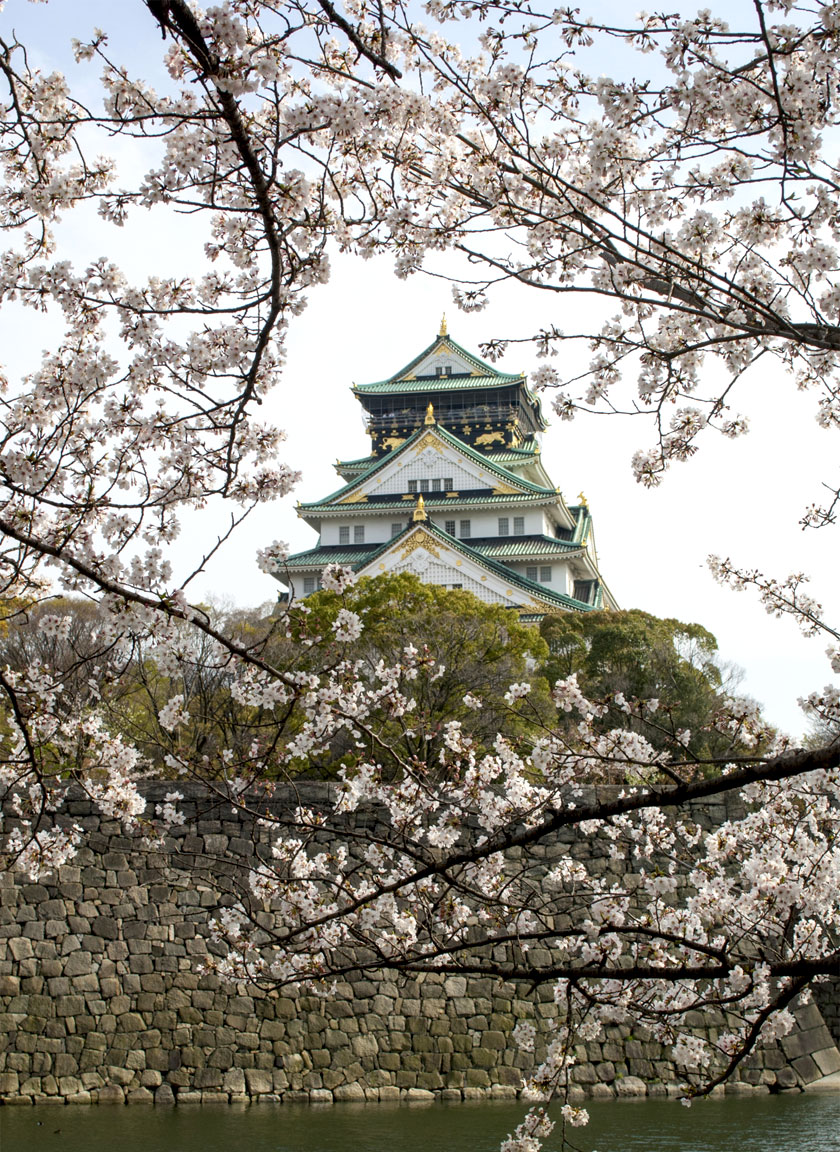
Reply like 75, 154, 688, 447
791, 1054, 820, 1083
244, 1068, 273, 1094
195, 1068, 223, 1089
813, 1047, 840, 1077
781, 1026, 835, 1061
127, 1087, 155, 1103
794, 1003, 826, 1032
224, 1069, 246, 1094
351, 1034, 378, 1058
97, 1084, 126, 1103
590, 1082, 615, 1098
8, 938, 33, 961
334, 1083, 366, 1101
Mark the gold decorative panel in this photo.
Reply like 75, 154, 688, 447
400, 530, 441, 560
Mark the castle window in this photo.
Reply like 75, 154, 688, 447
498, 517, 509, 536
419, 479, 430, 492
408, 480, 418, 493
526, 566, 538, 582
451, 582, 462, 589
432, 478, 441, 491
513, 517, 525, 535
391, 522, 403, 537
540, 566, 552, 583
444, 478, 453, 489
445, 520, 455, 535
574, 580, 594, 604
304, 576, 316, 595
354, 525, 365, 544
339, 526, 350, 544
459, 520, 471, 539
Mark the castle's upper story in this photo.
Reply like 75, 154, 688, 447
351, 320, 546, 458
272, 324, 617, 617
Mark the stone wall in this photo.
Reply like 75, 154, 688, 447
1, 783, 838, 1106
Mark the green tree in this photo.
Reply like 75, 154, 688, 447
0, 597, 291, 777
540, 609, 758, 759
289, 573, 552, 774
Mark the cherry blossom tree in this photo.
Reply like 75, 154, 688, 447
325, 0, 840, 513
1, 3, 840, 1147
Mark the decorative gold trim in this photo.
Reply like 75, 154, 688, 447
425, 402, 436, 426
413, 495, 427, 522
413, 431, 444, 454
492, 482, 519, 495
400, 529, 440, 560
340, 490, 369, 504
439, 314, 448, 337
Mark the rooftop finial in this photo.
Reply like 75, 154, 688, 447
578, 491, 589, 507
439, 313, 448, 338
413, 494, 427, 522
425, 402, 436, 426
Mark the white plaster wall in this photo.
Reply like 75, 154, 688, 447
506, 560, 572, 593
426, 510, 545, 538
365, 450, 484, 497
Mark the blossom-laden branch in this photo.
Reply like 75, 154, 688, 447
194, 647, 840, 1144
2, 6, 840, 1148
260, 1, 840, 515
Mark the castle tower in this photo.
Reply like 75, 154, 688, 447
271, 325, 617, 616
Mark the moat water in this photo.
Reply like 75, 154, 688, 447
2, 1095, 839, 1152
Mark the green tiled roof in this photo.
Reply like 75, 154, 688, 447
299, 491, 559, 516
567, 505, 594, 545
358, 333, 522, 392
278, 522, 595, 614
339, 439, 544, 483
354, 373, 522, 396
337, 454, 378, 473
302, 424, 557, 512
280, 544, 378, 568
483, 447, 541, 465
471, 535, 583, 559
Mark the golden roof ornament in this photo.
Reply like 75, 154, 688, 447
425, 402, 436, 426
578, 491, 589, 507
413, 494, 427, 522
439, 313, 448, 337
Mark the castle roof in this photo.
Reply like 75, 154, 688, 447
299, 423, 558, 522
279, 520, 598, 613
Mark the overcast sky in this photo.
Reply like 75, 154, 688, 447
4, 0, 840, 738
